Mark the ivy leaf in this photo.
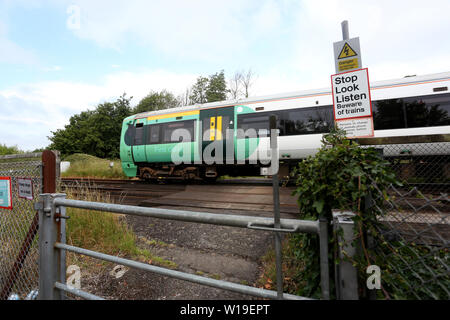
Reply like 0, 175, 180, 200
312, 200, 324, 214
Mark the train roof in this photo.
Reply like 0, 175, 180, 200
132, 71, 450, 120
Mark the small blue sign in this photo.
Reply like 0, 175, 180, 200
0, 177, 12, 210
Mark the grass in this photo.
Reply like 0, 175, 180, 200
62, 153, 127, 179
64, 187, 176, 272
257, 235, 307, 294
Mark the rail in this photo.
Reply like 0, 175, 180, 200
36, 193, 330, 300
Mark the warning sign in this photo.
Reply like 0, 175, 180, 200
331, 68, 374, 138
18, 178, 33, 200
333, 37, 361, 73
0, 177, 13, 210
331, 68, 372, 120
336, 117, 374, 138
338, 43, 357, 59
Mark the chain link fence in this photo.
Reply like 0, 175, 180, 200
0, 153, 43, 300
359, 138, 449, 299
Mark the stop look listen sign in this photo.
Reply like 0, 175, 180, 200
331, 68, 374, 138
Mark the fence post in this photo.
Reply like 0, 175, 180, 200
318, 216, 330, 300
332, 210, 359, 300
38, 193, 66, 300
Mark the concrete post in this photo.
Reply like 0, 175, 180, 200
332, 210, 359, 300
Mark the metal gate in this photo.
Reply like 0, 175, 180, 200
0, 151, 58, 300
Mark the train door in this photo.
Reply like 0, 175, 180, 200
131, 119, 148, 163
200, 107, 234, 164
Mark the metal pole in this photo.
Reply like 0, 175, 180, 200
38, 193, 65, 300
318, 216, 330, 300
341, 20, 349, 40
270, 115, 283, 299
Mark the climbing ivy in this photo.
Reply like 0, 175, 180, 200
290, 128, 400, 299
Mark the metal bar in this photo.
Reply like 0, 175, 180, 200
38, 194, 59, 300
318, 217, 330, 300
55, 242, 310, 300
53, 197, 320, 234
270, 115, 283, 300
54, 282, 105, 300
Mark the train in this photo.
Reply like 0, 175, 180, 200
120, 71, 450, 181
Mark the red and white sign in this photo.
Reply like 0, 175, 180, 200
331, 68, 374, 138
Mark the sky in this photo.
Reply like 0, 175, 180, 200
0, 0, 449, 151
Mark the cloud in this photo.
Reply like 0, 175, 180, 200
0, 69, 198, 150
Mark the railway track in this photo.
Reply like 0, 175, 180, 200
60, 177, 449, 215
60, 177, 301, 215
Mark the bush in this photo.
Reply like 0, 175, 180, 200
290, 128, 400, 299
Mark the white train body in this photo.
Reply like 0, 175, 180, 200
242, 71, 450, 160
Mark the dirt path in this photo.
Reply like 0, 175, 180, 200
75, 185, 299, 300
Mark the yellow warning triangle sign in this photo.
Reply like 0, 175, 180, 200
338, 42, 357, 59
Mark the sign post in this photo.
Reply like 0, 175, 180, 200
332, 21, 374, 138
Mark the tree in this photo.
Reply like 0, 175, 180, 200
227, 68, 256, 100
239, 68, 256, 98
189, 76, 209, 104
188, 70, 229, 104
48, 93, 133, 159
0, 144, 23, 155
205, 70, 227, 102
134, 90, 180, 114
228, 72, 243, 99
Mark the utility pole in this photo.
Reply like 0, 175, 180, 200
341, 20, 349, 40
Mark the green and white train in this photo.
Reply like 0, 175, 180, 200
120, 71, 450, 181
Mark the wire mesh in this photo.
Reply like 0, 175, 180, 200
364, 142, 449, 299
0, 154, 42, 300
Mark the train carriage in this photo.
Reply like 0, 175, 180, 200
120, 71, 450, 181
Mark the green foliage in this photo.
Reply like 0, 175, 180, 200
189, 70, 228, 104
48, 94, 132, 159
290, 128, 400, 299
292, 129, 398, 217
189, 76, 210, 104
133, 90, 180, 114
0, 143, 24, 155
206, 70, 227, 102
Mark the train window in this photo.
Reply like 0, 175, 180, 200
237, 114, 271, 138
372, 99, 406, 130
282, 106, 333, 135
148, 124, 160, 144
403, 94, 450, 128
162, 120, 195, 143
124, 124, 135, 146
134, 124, 145, 145
372, 93, 450, 130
